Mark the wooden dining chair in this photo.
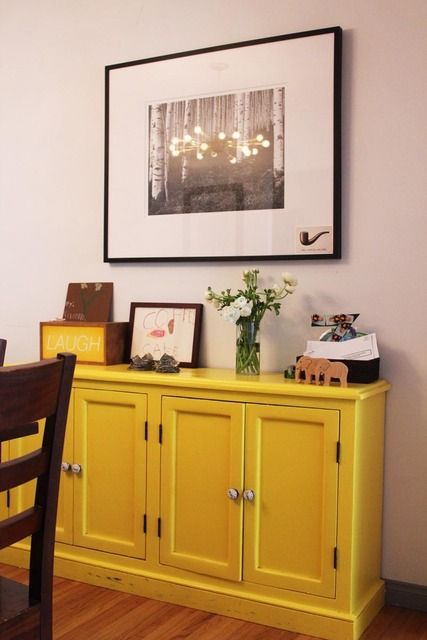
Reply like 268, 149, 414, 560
0, 352, 76, 640
0, 338, 6, 366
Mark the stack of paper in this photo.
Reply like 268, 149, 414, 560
303, 333, 379, 361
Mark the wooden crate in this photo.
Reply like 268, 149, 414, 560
40, 321, 128, 365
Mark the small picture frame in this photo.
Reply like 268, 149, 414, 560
128, 303, 203, 367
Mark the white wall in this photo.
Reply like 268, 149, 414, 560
0, 0, 426, 586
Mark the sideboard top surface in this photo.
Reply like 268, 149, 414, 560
73, 364, 390, 401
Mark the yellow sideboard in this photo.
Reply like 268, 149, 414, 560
1, 365, 390, 640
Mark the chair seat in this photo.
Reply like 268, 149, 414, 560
0, 576, 41, 639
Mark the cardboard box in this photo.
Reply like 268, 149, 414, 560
40, 321, 128, 365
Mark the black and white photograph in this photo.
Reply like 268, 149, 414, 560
148, 87, 285, 216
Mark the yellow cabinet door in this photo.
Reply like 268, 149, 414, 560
8, 401, 74, 545
9, 422, 45, 525
73, 388, 147, 559
160, 396, 245, 581
56, 399, 74, 544
244, 404, 340, 598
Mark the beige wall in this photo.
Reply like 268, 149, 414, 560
1, 0, 426, 585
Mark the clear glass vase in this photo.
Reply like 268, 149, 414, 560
236, 321, 260, 375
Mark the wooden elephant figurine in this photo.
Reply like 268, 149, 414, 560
295, 356, 313, 383
297, 357, 349, 387
305, 358, 331, 384
322, 361, 348, 387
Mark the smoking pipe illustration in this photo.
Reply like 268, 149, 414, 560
299, 230, 330, 246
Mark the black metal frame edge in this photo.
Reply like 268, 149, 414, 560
103, 26, 342, 264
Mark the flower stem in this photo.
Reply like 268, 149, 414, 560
236, 321, 260, 375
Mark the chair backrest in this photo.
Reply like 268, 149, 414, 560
0, 339, 6, 366
0, 352, 76, 639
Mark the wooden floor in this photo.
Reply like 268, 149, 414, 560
1, 564, 426, 639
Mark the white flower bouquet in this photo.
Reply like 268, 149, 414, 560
205, 269, 297, 373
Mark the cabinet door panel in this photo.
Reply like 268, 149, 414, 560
8, 400, 74, 545
56, 397, 74, 543
74, 389, 147, 558
8, 422, 44, 531
160, 396, 244, 581
244, 404, 339, 598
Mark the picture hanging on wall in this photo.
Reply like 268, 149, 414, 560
104, 26, 342, 262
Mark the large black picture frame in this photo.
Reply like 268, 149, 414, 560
104, 26, 342, 262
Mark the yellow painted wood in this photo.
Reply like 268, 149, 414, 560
73, 388, 147, 558
160, 396, 245, 580
8, 397, 74, 545
41, 324, 107, 363
56, 396, 74, 543
244, 403, 339, 597
8, 421, 44, 519
69, 364, 390, 400
350, 392, 387, 612
1, 366, 390, 640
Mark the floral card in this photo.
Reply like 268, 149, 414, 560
63, 283, 113, 322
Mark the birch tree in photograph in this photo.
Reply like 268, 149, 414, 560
181, 100, 192, 182
150, 104, 166, 204
234, 92, 245, 162
164, 102, 173, 201
272, 87, 285, 179
213, 96, 220, 140
242, 91, 251, 151
149, 107, 155, 184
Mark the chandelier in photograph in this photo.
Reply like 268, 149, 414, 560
168, 126, 271, 164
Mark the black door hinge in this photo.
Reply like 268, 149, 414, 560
333, 547, 338, 569
336, 441, 341, 463
157, 517, 161, 537
144, 421, 148, 440
143, 514, 147, 534
159, 424, 163, 444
